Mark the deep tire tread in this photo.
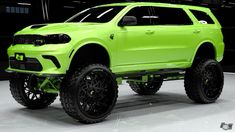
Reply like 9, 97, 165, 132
60, 64, 118, 124
10, 74, 57, 109
184, 59, 224, 104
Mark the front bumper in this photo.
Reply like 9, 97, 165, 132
9, 57, 43, 71
7, 44, 72, 76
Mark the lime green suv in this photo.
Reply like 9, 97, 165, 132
7, 2, 224, 123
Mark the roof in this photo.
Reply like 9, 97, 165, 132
98, 2, 209, 11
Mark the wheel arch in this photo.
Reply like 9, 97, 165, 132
68, 42, 111, 72
191, 41, 217, 63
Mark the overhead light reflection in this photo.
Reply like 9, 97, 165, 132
17, 3, 31, 6
64, 6, 75, 9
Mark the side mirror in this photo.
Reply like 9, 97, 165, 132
119, 16, 137, 27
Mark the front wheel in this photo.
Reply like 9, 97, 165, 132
60, 64, 118, 124
184, 59, 224, 103
10, 74, 58, 109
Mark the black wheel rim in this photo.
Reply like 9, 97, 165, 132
23, 75, 44, 101
77, 68, 116, 118
202, 63, 223, 99
142, 77, 161, 89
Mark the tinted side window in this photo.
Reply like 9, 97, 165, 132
68, 6, 125, 23
122, 6, 152, 26
151, 7, 193, 25
190, 10, 215, 24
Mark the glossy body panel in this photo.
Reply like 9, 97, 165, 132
7, 2, 224, 75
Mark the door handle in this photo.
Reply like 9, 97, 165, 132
146, 30, 155, 34
193, 29, 201, 34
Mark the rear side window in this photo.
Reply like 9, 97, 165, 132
190, 10, 215, 24
123, 6, 152, 26
151, 7, 193, 25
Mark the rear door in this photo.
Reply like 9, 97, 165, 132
149, 6, 200, 63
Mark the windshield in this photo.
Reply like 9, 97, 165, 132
67, 6, 125, 23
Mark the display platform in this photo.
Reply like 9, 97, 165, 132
0, 73, 234, 132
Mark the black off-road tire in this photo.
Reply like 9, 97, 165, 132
10, 74, 58, 109
128, 77, 163, 95
184, 59, 224, 104
60, 64, 118, 124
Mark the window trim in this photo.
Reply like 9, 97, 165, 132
189, 9, 215, 24
117, 6, 194, 27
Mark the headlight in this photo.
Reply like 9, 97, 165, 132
45, 34, 71, 45
13, 34, 71, 46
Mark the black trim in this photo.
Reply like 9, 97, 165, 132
69, 49, 74, 58
42, 55, 61, 68
13, 34, 71, 46
9, 57, 43, 71
30, 24, 47, 29
13, 35, 45, 46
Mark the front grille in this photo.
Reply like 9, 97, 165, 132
13, 35, 45, 45
10, 57, 43, 71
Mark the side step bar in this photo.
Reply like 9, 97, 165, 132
115, 68, 185, 78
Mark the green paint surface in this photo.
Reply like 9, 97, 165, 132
7, 2, 224, 75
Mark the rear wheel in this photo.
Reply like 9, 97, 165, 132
184, 59, 224, 103
10, 74, 58, 109
60, 64, 118, 124
128, 77, 163, 95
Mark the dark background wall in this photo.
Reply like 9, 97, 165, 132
0, 0, 235, 80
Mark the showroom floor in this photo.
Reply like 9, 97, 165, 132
0, 73, 234, 132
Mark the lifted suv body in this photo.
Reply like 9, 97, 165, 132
7, 2, 224, 76
7, 2, 224, 124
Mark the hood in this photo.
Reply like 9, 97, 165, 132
16, 22, 104, 35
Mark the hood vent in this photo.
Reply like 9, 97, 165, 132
30, 24, 47, 29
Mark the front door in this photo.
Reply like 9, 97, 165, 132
115, 6, 157, 66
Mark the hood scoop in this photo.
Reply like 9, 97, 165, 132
30, 24, 47, 29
